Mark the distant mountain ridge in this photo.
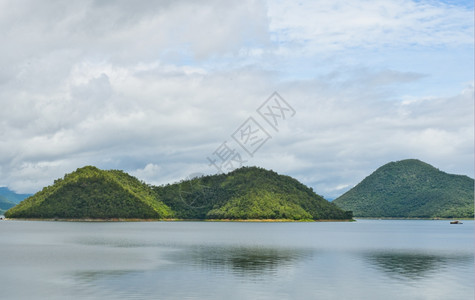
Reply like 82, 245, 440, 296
5, 166, 353, 221
0, 187, 31, 215
333, 159, 474, 218
0, 196, 16, 215
0, 187, 31, 203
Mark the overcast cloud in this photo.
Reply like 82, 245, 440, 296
0, 0, 473, 199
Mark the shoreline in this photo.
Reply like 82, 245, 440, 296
354, 217, 474, 220
4, 217, 472, 222
2, 218, 355, 222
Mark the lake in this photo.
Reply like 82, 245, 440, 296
0, 219, 473, 300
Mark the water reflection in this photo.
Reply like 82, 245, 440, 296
67, 245, 315, 300
74, 270, 132, 283
365, 251, 473, 281
169, 245, 313, 278
4, 220, 471, 300
74, 236, 156, 248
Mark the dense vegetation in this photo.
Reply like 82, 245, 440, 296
333, 159, 474, 218
5, 166, 172, 219
155, 167, 353, 220
5, 166, 353, 220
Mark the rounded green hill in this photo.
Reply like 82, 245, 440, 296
333, 159, 474, 218
156, 166, 353, 220
5, 166, 172, 219
6, 166, 353, 221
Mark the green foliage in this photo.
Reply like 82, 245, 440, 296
5, 166, 172, 219
207, 190, 313, 220
333, 159, 474, 218
155, 166, 353, 220
5, 165, 352, 220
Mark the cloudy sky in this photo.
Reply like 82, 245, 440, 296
1, 0, 473, 199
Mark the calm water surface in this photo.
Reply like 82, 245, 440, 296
0, 220, 473, 299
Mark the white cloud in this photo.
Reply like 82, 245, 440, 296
0, 0, 472, 198
268, 0, 473, 53
130, 163, 161, 183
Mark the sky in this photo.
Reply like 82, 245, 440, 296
0, 0, 473, 199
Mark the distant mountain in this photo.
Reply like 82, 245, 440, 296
333, 159, 474, 218
0, 195, 16, 215
5, 166, 172, 219
155, 166, 353, 220
0, 187, 31, 215
0, 187, 31, 204
5, 166, 353, 221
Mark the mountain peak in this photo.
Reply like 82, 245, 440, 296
5, 167, 172, 219
6, 165, 353, 221
333, 159, 474, 218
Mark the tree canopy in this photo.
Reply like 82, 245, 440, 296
333, 159, 474, 218
6, 166, 353, 220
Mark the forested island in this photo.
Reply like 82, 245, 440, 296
5, 159, 473, 221
4, 166, 353, 221
333, 159, 474, 218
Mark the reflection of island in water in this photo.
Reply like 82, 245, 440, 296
71, 245, 313, 286
365, 251, 473, 281
170, 245, 313, 278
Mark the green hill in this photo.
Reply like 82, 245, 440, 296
4, 166, 172, 219
154, 166, 353, 220
333, 159, 474, 218
5, 166, 352, 221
